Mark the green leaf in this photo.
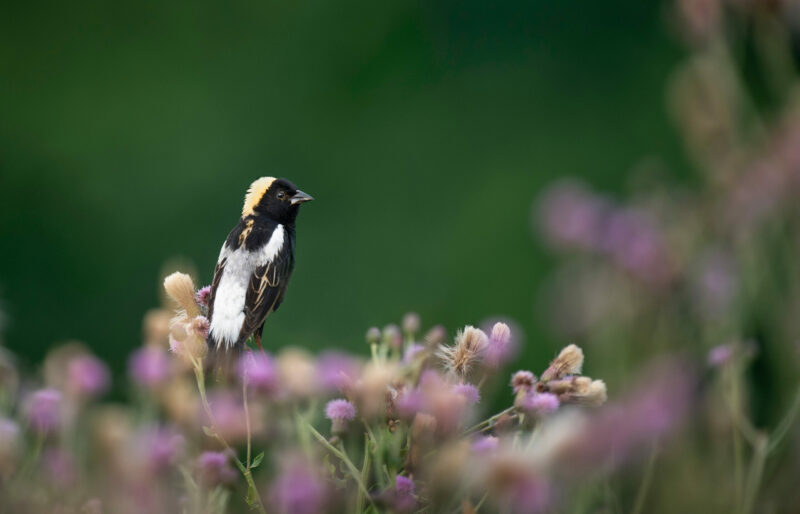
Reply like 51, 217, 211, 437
245, 482, 259, 507
202, 426, 215, 437
251, 452, 264, 469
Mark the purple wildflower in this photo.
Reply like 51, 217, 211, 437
511, 371, 536, 394
238, 352, 278, 394
139, 426, 185, 472
395, 389, 425, 419
195, 285, 212, 308
394, 475, 416, 512
272, 460, 326, 514
316, 352, 359, 392
66, 354, 110, 398
472, 435, 499, 454
195, 451, 237, 488
190, 315, 210, 340
128, 347, 171, 387
537, 179, 608, 251
452, 383, 481, 406
325, 398, 356, 434
23, 388, 62, 434
707, 344, 734, 368
521, 392, 560, 415
402, 343, 425, 364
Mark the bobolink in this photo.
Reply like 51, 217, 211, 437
207, 177, 313, 351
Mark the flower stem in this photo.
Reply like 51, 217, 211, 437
306, 422, 374, 505
463, 406, 515, 435
631, 443, 658, 514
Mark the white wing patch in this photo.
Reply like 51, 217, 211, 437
209, 225, 285, 348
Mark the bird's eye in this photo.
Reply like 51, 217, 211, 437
277, 191, 286, 200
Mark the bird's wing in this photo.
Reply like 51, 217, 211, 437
238, 247, 294, 343
206, 256, 227, 324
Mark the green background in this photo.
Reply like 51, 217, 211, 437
0, 0, 685, 376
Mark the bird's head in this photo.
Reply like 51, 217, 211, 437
241, 177, 313, 225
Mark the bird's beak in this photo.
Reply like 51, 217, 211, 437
290, 190, 314, 205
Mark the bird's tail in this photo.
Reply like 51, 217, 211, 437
205, 335, 243, 384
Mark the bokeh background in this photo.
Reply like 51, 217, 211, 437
0, 0, 684, 376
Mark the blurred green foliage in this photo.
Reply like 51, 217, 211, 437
0, 0, 685, 374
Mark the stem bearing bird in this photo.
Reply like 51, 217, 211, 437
207, 177, 313, 352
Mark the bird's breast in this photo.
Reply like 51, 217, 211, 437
209, 224, 286, 347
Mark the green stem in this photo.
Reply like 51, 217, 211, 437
631, 444, 658, 514
193, 362, 267, 514
463, 406, 515, 435
307, 423, 375, 505
356, 437, 372, 514
242, 378, 252, 468
767, 383, 800, 454
741, 433, 768, 514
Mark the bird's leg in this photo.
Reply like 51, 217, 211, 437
255, 330, 264, 354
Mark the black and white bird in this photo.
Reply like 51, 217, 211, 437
207, 177, 313, 352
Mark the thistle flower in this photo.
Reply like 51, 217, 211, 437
23, 388, 62, 435
316, 352, 360, 393
194, 285, 212, 308
195, 451, 237, 488
189, 315, 210, 340
238, 352, 278, 394
128, 346, 171, 387
472, 435, 499, 454
402, 312, 421, 336
521, 392, 560, 415
163, 272, 201, 317
138, 426, 185, 473
403, 343, 425, 364
272, 459, 327, 514
511, 370, 537, 394
536, 179, 607, 251
395, 388, 425, 419
707, 344, 733, 367
437, 326, 488, 380
66, 354, 110, 398
452, 382, 481, 406
325, 398, 356, 434
540, 344, 584, 382
393, 475, 417, 513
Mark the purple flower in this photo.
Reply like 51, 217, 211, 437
138, 426, 185, 472
536, 180, 608, 251
692, 252, 737, 319
23, 388, 62, 434
316, 352, 359, 392
195, 285, 212, 308
402, 343, 425, 364
393, 475, 416, 512
325, 398, 356, 434
707, 344, 734, 368
205, 390, 248, 442
272, 460, 326, 514
128, 347, 171, 387
195, 451, 237, 488
521, 392, 560, 415
238, 352, 278, 393
395, 389, 425, 419
472, 435, 499, 454
452, 383, 481, 405
511, 370, 536, 394
506, 474, 552, 514
66, 354, 110, 398
190, 315, 210, 340
602, 208, 672, 285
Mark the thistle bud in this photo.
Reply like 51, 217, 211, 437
402, 312, 421, 336
366, 327, 381, 345
325, 399, 357, 434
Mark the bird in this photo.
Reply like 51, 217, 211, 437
206, 177, 313, 353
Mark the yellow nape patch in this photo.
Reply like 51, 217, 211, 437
238, 218, 254, 245
242, 177, 276, 216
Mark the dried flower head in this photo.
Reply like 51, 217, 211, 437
541, 344, 584, 382
163, 272, 201, 317
189, 315, 210, 340
437, 326, 488, 379
424, 325, 447, 346
562, 378, 607, 407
